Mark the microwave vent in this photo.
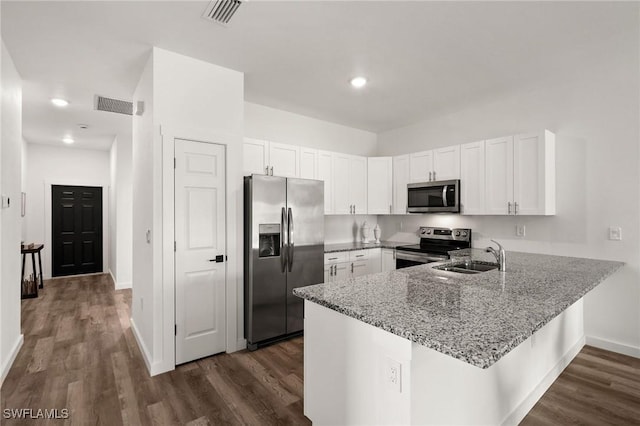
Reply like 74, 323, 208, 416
202, 0, 242, 25
94, 95, 133, 116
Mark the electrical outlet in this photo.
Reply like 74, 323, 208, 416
386, 357, 402, 393
609, 226, 622, 241
516, 224, 526, 237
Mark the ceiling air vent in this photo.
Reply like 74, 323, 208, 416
202, 0, 242, 25
94, 95, 133, 116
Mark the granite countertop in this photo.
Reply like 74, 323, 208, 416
324, 241, 408, 253
294, 251, 624, 369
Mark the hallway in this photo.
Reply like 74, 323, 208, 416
1, 274, 308, 425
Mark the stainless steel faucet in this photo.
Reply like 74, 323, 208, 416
486, 239, 506, 272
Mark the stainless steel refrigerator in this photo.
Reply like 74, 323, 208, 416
244, 175, 324, 350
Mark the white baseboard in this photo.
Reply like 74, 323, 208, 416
1, 334, 24, 386
502, 336, 585, 426
586, 336, 640, 358
235, 338, 247, 352
109, 270, 132, 290
130, 317, 152, 374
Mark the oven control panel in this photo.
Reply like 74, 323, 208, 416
419, 227, 471, 242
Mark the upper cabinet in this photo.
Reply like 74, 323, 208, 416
392, 155, 409, 214
460, 141, 486, 215
409, 145, 460, 182
269, 142, 300, 178
483, 130, 555, 216
300, 147, 319, 180
367, 157, 393, 214
331, 153, 367, 215
349, 156, 368, 215
243, 138, 270, 175
243, 138, 300, 177
317, 150, 333, 214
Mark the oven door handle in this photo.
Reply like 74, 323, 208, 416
395, 251, 447, 263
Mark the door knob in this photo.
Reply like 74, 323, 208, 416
209, 255, 225, 263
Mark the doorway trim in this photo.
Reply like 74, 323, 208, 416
44, 179, 109, 280
157, 124, 243, 375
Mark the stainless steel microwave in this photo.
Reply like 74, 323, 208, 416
407, 179, 460, 213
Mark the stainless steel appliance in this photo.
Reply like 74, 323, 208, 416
395, 227, 471, 269
244, 175, 324, 350
407, 179, 460, 213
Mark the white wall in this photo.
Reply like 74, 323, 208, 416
1, 41, 24, 384
376, 30, 640, 355
245, 102, 377, 156
131, 47, 244, 375
109, 132, 132, 289
24, 143, 111, 279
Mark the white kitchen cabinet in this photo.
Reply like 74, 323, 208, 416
350, 156, 368, 215
484, 131, 555, 216
433, 145, 460, 180
269, 142, 300, 178
318, 150, 333, 214
381, 249, 396, 272
332, 153, 351, 214
367, 157, 393, 214
366, 248, 382, 274
409, 150, 433, 183
392, 155, 409, 214
460, 141, 486, 215
300, 147, 318, 179
243, 138, 269, 175
409, 145, 460, 183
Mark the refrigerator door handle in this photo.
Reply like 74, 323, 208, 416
287, 207, 294, 272
281, 207, 288, 272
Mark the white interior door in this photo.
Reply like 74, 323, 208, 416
175, 139, 226, 364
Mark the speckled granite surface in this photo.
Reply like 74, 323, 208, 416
294, 251, 624, 369
324, 241, 408, 253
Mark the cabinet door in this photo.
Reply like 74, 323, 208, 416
514, 131, 555, 215
324, 264, 331, 283
409, 150, 433, 183
351, 261, 368, 278
332, 153, 351, 214
367, 249, 382, 274
350, 156, 368, 215
318, 151, 333, 214
334, 262, 350, 281
485, 136, 514, 215
433, 145, 460, 180
392, 155, 410, 214
460, 141, 485, 215
269, 142, 300, 178
367, 157, 393, 214
300, 147, 318, 180
243, 138, 269, 175
381, 249, 396, 272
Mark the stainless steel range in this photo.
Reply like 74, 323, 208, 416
395, 227, 472, 269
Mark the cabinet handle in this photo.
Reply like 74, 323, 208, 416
355, 254, 364, 258
429, 171, 432, 181
514, 202, 519, 215
354, 205, 356, 214
351, 263, 354, 273
270, 166, 274, 176
433, 171, 436, 180
328, 257, 338, 260
389, 205, 392, 214
265, 166, 269, 175
508, 202, 512, 214
393, 250, 396, 260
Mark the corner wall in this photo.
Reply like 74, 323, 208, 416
376, 29, 640, 355
1, 41, 24, 384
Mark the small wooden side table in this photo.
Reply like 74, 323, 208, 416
21, 244, 44, 299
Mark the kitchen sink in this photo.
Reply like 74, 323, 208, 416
433, 261, 499, 274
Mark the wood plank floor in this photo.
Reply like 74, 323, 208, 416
1, 274, 309, 425
2, 273, 639, 425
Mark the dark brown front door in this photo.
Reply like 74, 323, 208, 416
52, 185, 103, 277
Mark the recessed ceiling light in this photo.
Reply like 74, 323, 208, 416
51, 98, 69, 107
350, 77, 367, 88
62, 137, 74, 144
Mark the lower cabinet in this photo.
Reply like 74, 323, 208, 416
324, 249, 382, 282
382, 249, 396, 272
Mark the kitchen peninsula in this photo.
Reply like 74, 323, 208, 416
294, 252, 623, 425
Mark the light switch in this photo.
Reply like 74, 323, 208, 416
608, 226, 622, 241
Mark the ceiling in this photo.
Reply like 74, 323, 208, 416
2, 1, 637, 151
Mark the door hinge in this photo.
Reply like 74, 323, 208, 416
174, 241, 176, 252
175, 324, 177, 335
